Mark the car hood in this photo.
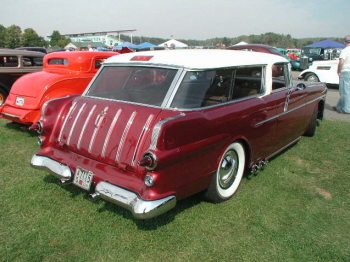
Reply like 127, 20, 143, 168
55, 96, 178, 171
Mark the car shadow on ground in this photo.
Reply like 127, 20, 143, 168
42, 173, 206, 229
40, 139, 304, 229
4, 121, 38, 137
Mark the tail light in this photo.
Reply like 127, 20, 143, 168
29, 121, 43, 134
138, 152, 157, 170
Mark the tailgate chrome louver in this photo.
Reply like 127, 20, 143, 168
77, 105, 97, 150
89, 106, 109, 153
56, 99, 161, 169
67, 103, 86, 146
115, 111, 137, 163
58, 101, 78, 143
131, 114, 154, 166
101, 109, 122, 159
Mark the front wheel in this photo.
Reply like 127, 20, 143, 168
304, 107, 317, 137
304, 73, 319, 82
205, 142, 246, 203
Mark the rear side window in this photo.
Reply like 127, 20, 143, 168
232, 66, 264, 98
170, 66, 264, 109
0, 56, 43, 67
0, 56, 19, 67
48, 58, 69, 65
23, 56, 43, 66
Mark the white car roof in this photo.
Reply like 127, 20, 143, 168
105, 49, 288, 69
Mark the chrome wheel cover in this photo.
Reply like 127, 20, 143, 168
218, 150, 239, 189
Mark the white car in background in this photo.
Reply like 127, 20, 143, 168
298, 60, 339, 86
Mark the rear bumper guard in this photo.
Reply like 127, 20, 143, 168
30, 154, 176, 219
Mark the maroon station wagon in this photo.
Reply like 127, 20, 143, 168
30, 50, 327, 219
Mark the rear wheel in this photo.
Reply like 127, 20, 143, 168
0, 88, 8, 105
205, 142, 245, 203
304, 73, 319, 82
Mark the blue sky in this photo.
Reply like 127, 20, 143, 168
2, 0, 349, 40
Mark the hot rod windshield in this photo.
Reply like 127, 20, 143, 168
303, 47, 322, 55
85, 66, 178, 107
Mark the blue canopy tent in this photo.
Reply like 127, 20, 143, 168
137, 42, 157, 49
113, 42, 138, 50
97, 46, 109, 51
306, 39, 345, 49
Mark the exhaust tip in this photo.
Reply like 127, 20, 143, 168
88, 193, 100, 202
59, 178, 72, 186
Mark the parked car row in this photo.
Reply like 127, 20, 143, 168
226, 44, 301, 71
0, 49, 45, 105
298, 59, 339, 86
0, 51, 118, 125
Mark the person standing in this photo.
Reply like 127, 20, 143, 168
335, 35, 350, 114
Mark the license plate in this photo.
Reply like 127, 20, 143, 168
73, 167, 93, 190
16, 96, 25, 106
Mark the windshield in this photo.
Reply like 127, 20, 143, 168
302, 48, 321, 55
85, 66, 178, 107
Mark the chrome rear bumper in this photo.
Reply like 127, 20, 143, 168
31, 155, 176, 219
91, 182, 176, 219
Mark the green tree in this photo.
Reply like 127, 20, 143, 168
4, 24, 22, 48
0, 24, 6, 47
21, 28, 46, 47
49, 30, 70, 48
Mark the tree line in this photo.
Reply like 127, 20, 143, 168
0, 24, 344, 49
128, 33, 344, 49
0, 24, 70, 49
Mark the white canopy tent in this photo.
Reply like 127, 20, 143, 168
158, 39, 188, 49
234, 41, 249, 45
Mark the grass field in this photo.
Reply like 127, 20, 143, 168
1, 118, 349, 262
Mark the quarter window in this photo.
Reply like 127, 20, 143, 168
272, 63, 291, 90
171, 66, 264, 109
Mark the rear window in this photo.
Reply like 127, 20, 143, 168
85, 66, 178, 107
